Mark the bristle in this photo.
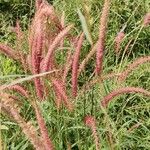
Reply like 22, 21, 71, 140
96, 0, 110, 75
33, 102, 54, 150
143, 12, 150, 26
0, 44, 19, 60
84, 115, 100, 150
72, 33, 84, 97
52, 79, 74, 111
41, 25, 73, 72
101, 87, 150, 108
118, 56, 150, 82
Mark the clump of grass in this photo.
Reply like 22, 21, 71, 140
1, 0, 150, 149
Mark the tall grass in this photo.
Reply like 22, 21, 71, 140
0, 0, 150, 149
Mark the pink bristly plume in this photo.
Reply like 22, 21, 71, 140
101, 87, 150, 108
7, 84, 29, 98
41, 25, 73, 72
35, 0, 43, 11
96, 0, 110, 75
0, 43, 19, 60
71, 33, 84, 97
52, 79, 74, 111
33, 102, 54, 150
143, 12, 150, 26
114, 31, 125, 54
84, 115, 100, 150
118, 56, 150, 82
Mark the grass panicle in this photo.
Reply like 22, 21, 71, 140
101, 87, 150, 108
0, 44, 19, 60
72, 33, 84, 97
143, 12, 150, 26
1, 93, 45, 150
52, 79, 74, 111
84, 115, 100, 150
118, 56, 150, 82
7, 84, 29, 98
33, 102, 54, 150
96, 0, 110, 75
41, 24, 73, 72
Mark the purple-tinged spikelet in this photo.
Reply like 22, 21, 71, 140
114, 31, 125, 54
72, 33, 84, 97
0, 44, 19, 60
101, 87, 150, 108
41, 25, 73, 72
33, 102, 54, 150
1, 93, 44, 150
143, 13, 150, 26
31, 19, 45, 100
84, 115, 100, 150
118, 56, 150, 82
7, 84, 29, 98
52, 79, 74, 111
62, 49, 73, 84
96, 0, 110, 75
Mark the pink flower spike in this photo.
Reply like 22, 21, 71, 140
35, 0, 43, 11
52, 79, 74, 111
7, 84, 29, 98
41, 25, 73, 72
96, 0, 110, 75
0, 44, 19, 60
72, 33, 84, 97
84, 115, 100, 150
101, 87, 150, 108
84, 115, 96, 127
143, 13, 150, 26
114, 31, 125, 54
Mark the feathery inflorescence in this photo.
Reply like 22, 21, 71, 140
101, 87, 150, 108
52, 79, 74, 111
7, 84, 29, 98
33, 102, 54, 150
1, 93, 45, 150
72, 33, 84, 97
41, 25, 73, 72
96, 0, 110, 75
118, 56, 150, 82
0, 44, 19, 60
114, 31, 125, 54
84, 115, 100, 150
143, 12, 150, 26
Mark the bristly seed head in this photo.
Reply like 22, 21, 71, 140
143, 13, 150, 26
